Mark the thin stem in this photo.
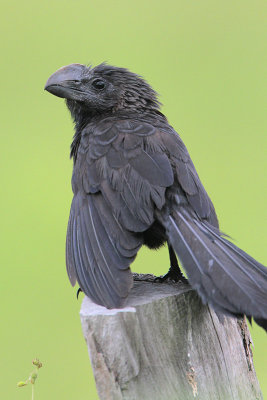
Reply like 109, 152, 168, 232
32, 383, 34, 400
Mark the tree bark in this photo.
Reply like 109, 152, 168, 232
80, 274, 263, 400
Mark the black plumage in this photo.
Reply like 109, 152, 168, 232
45, 63, 267, 330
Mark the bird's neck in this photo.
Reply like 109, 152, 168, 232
68, 100, 102, 161
69, 105, 168, 162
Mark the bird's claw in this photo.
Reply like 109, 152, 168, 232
154, 269, 188, 284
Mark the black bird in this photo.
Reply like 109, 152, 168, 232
45, 63, 267, 330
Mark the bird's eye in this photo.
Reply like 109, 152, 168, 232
92, 79, 106, 90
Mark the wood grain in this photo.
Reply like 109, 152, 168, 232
80, 274, 263, 400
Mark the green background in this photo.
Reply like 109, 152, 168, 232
0, 1, 266, 399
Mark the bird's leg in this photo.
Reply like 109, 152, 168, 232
155, 244, 188, 283
76, 287, 83, 299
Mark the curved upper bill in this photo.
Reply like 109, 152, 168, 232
44, 63, 86, 99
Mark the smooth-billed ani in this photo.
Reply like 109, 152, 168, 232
45, 63, 267, 331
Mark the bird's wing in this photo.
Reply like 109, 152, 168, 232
66, 118, 174, 308
160, 129, 267, 323
160, 128, 218, 227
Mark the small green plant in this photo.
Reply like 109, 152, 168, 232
17, 358, 43, 400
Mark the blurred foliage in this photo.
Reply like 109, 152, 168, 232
0, 1, 266, 399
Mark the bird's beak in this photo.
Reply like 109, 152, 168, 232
44, 63, 86, 100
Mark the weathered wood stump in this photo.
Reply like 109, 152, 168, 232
80, 274, 263, 400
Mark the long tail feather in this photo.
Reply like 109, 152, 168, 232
164, 209, 267, 329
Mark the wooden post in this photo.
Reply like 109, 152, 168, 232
80, 274, 263, 400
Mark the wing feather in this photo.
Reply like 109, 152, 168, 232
67, 119, 175, 307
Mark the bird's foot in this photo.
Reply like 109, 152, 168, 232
76, 287, 83, 299
154, 268, 188, 284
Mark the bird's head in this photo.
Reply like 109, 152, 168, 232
45, 63, 160, 121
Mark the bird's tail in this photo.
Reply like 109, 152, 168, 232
164, 209, 267, 330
